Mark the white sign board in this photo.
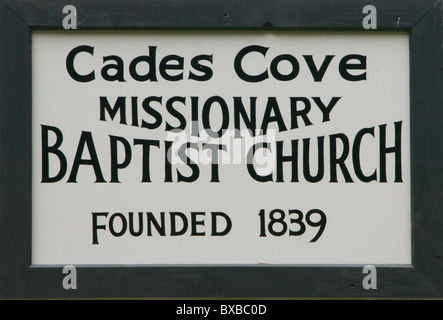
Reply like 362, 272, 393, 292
32, 31, 410, 265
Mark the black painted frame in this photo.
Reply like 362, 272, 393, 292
0, 0, 442, 298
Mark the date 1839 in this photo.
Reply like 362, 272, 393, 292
258, 208, 327, 242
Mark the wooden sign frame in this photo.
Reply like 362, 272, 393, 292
0, 0, 442, 298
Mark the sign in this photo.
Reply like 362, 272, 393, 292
1, 0, 442, 299
32, 31, 411, 265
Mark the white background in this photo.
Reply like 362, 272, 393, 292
32, 31, 411, 265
